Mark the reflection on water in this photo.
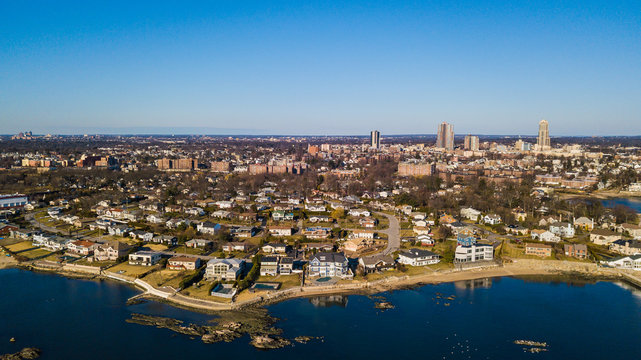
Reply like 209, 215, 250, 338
454, 277, 494, 290
613, 281, 641, 301
309, 295, 349, 308
513, 274, 600, 287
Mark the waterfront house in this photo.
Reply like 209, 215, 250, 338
398, 249, 440, 266
93, 241, 131, 261
358, 254, 395, 273
205, 258, 245, 281
590, 229, 621, 245
454, 244, 494, 263
67, 240, 98, 256
308, 252, 350, 278
128, 251, 161, 266
601, 255, 641, 270
609, 240, 641, 256
564, 243, 588, 259
279, 257, 294, 274
260, 256, 280, 276
32, 233, 69, 252
525, 243, 553, 257
168, 256, 201, 271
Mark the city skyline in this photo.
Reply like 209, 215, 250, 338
2, 1, 640, 136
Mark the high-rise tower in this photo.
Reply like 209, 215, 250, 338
436, 122, 454, 150
537, 119, 550, 150
370, 130, 380, 149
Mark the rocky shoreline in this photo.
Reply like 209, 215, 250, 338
125, 308, 319, 350
0, 348, 41, 360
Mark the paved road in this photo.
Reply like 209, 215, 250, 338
376, 212, 400, 255
25, 213, 60, 234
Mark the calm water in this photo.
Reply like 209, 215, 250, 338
602, 197, 641, 213
1, 269, 641, 359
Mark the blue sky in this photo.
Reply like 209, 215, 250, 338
1, 0, 640, 136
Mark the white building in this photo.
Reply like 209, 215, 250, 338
205, 258, 245, 281
398, 249, 440, 266
308, 252, 349, 278
0, 194, 28, 209
549, 222, 575, 238
455, 244, 494, 263
128, 251, 161, 266
601, 255, 641, 270
460, 208, 481, 221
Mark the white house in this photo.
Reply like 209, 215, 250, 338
128, 251, 161, 266
197, 221, 221, 235
531, 230, 561, 243
308, 252, 350, 278
205, 258, 245, 280
601, 255, 641, 270
398, 249, 440, 266
549, 222, 575, 238
348, 209, 371, 217
483, 214, 502, 225
460, 208, 481, 221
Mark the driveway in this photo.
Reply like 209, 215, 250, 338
376, 212, 400, 255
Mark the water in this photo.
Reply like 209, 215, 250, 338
601, 197, 641, 213
1, 269, 641, 359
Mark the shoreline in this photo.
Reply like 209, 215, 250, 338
2, 258, 632, 314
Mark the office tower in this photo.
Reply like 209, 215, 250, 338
464, 135, 479, 151
370, 130, 380, 149
436, 122, 454, 150
537, 119, 550, 150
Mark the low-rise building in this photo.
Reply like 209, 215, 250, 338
398, 249, 440, 266
525, 243, 553, 257
454, 244, 494, 263
185, 239, 214, 249
308, 252, 349, 278
358, 254, 395, 273
67, 240, 97, 256
549, 222, 575, 238
168, 256, 201, 270
94, 241, 131, 261
609, 240, 641, 256
205, 258, 245, 281
128, 251, 161, 266
260, 256, 280, 276
601, 255, 641, 270
279, 257, 294, 274
590, 229, 621, 245
564, 243, 588, 259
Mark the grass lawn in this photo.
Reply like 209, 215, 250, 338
20, 248, 53, 260
501, 242, 555, 260
74, 259, 115, 267
6, 241, 36, 253
109, 262, 158, 277
180, 282, 232, 303
143, 269, 194, 288
145, 244, 168, 251
256, 274, 301, 289
172, 245, 205, 255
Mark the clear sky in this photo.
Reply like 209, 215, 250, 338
1, 0, 640, 136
